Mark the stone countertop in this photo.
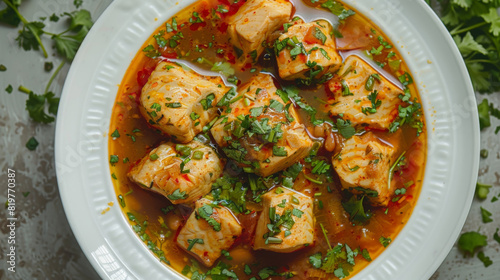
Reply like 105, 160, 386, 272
0, 1, 498, 279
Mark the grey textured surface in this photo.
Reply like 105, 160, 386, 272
0, 1, 499, 279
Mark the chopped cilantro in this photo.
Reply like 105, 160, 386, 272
25, 136, 39, 151
109, 155, 119, 166
458, 231, 487, 255
167, 189, 187, 201
480, 207, 493, 223
335, 118, 356, 139
476, 182, 492, 199
379, 236, 391, 247
197, 204, 221, 231
110, 129, 120, 138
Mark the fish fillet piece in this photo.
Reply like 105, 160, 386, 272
177, 198, 242, 267
327, 55, 403, 130
210, 73, 312, 177
253, 187, 315, 253
228, 0, 292, 66
332, 132, 397, 206
276, 20, 342, 81
128, 141, 224, 205
140, 62, 232, 143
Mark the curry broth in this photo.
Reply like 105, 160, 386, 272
108, 0, 426, 279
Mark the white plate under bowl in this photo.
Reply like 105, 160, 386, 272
55, 0, 480, 279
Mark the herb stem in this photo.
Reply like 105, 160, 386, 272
466, 59, 499, 66
3, 0, 48, 57
388, 151, 406, 190
304, 174, 323, 184
450, 22, 488, 36
320, 223, 332, 250
44, 60, 66, 94
18, 85, 32, 94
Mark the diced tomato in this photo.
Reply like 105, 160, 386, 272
137, 67, 154, 88
160, 51, 178, 59
226, 52, 236, 64
200, 8, 210, 18
182, 174, 191, 182
217, 22, 229, 33
189, 22, 207, 31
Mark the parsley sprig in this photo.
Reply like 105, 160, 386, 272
428, 0, 500, 93
1, 0, 94, 124
2, 0, 93, 60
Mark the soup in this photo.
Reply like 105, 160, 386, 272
108, 0, 426, 279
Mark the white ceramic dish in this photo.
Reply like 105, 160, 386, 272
55, 0, 480, 279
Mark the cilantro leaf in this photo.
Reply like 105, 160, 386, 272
26, 136, 39, 151
0, 1, 21, 26
432, 0, 500, 93
309, 252, 322, 268
480, 207, 493, 223
481, 7, 500, 36
16, 21, 45, 52
335, 118, 356, 139
216, 87, 237, 107
197, 204, 221, 231
52, 35, 81, 61
458, 231, 487, 255
282, 163, 303, 180
341, 195, 372, 223
51, 10, 93, 60
167, 189, 188, 200
477, 99, 491, 130
477, 251, 493, 267
494, 228, 500, 244
26, 91, 57, 123
453, 32, 488, 57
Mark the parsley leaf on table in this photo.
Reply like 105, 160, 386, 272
25, 91, 59, 123
0, 0, 21, 26
480, 207, 493, 223
457, 231, 488, 256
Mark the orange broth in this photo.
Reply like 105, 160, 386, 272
108, 0, 426, 279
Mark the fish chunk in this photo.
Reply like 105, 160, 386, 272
140, 62, 232, 143
332, 132, 397, 206
127, 141, 224, 205
327, 55, 403, 130
228, 0, 292, 66
177, 198, 242, 267
253, 187, 315, 253
210, 73, 313, 177
276, 20, 342, 81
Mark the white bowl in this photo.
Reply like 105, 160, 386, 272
55, 0, 480, 279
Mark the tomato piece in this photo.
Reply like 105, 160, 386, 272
137, 67, 154, 88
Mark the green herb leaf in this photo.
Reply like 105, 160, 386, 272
477, 251, 493, 267
167, 189, 188, 200
480, 207, 493, 223
26, 136, 39, 151
379, 236, 391, 247
309, 252, 323, 268
458, 231, 487, 255
336, 118, 356, 139
341, 195, 372, 223
476, 182, 492, 199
